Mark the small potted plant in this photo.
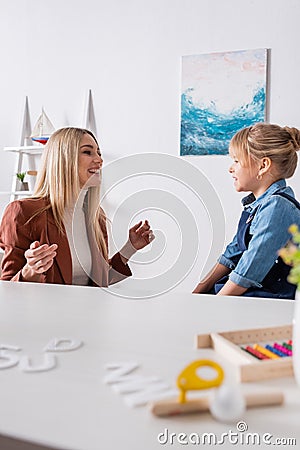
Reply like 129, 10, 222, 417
16, 172, 29, 191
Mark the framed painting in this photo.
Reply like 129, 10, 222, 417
180, 48, 268, 156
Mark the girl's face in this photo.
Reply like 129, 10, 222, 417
78, 133, 103, 188
229, 150, 260, 195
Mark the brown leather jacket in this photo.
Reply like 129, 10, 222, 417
0, 197, 131, 286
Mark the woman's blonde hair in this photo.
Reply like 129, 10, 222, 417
230, 123, 300, 178
33, 127, 108, 260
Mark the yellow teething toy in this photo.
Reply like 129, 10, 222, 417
176, 359, 224, 403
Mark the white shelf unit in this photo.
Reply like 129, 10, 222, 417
3, 145, 43, 201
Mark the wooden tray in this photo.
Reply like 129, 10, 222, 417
195, 324, 293, 382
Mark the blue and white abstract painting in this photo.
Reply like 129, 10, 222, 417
180, 49, 267, 156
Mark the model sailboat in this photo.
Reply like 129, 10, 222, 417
31, 108, 55, 145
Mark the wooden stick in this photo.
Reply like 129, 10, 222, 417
151, 397, 209, 416
150, 390, 284, 417
244, 390, 284, 408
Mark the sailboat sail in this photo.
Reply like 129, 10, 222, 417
31, 109, 55, 144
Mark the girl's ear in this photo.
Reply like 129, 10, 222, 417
258, 157, 272, 176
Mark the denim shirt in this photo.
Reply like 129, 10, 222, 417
219, 179, 300, 288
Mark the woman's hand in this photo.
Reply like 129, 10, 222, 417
129, 220, 155, 250
21, 241, 58, 282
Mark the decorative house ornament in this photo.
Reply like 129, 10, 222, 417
20, 96, 32, 146
31, 108, 55, 145
84, 89, 97, 136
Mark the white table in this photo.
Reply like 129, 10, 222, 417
0, 281, 299, 450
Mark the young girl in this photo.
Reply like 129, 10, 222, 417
193, 123, 300, 299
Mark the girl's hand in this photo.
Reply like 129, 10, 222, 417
129, 220, 155, 250
192, 281, 211, 294
22, 241, 58, 281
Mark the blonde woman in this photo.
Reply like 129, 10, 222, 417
193, 123, 300, 299
0, 127, 154, 286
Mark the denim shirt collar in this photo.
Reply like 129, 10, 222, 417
241, 179, 287, 210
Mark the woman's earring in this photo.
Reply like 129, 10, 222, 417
256, 173, 263, 181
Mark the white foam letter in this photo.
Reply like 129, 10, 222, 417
44, 338, 82, 352
19, 354, 56, 372
0, 350, 19, 369
103, 362, 139, 384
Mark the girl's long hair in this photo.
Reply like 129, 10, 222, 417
33, 127, 108, 260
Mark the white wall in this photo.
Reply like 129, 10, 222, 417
0, 0, 300, 293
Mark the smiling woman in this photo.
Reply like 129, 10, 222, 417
78, 133, 103, 188
0, 127, 154, 287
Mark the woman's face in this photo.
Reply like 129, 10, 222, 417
78, 133, 103, 188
